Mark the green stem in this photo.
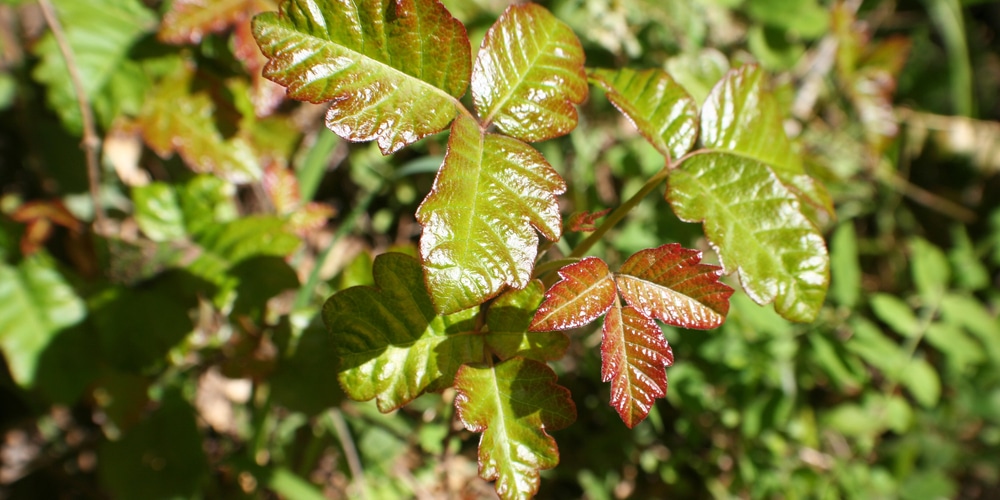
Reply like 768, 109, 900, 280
296, 131, 340, 203
568, 164, 671, 259
924, 0, 974, 117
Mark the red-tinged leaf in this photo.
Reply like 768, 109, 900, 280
566, 208, 610, 233
485, 281, 569, 362
472, 3, 587, 142
288, 202, 335, 234
252, 0, 471, 154
10, 200, 79, 230
138, 64, 261, 182
700, 65, 833, 225
454, 358, 576, 500
233, 9, 285, 117
614, 243, 733, 330
322, 253, 484, 412
263, 162, 300, 214
159, 0, 273, 44
601, 302, 673, 428
589, 67, 699, 162
529, 257, 616, 332
417, 114, 565, 315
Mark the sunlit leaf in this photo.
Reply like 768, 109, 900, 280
566, 208, 610, 233
323, 253, 484, 412
132, 183, 186, 242
667, 152, 829, 322
454, 358, 575, 500
472, 3, 587, 142
909, 237, 950, 300
589, 68, 698, 161
263, 162, 301, 214
529, 257, 616, 332
138, 64, 261, 183
417, 114, 565, 314
601, 301, 674, 428
252, 0, 471, 154
0, 254, 85, 386
485, 281, 568, 361
32, 0, 156, 133
700, 65, 833, 223
615, 243, 732, 330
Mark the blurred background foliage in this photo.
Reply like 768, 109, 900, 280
0, 0, 998, 498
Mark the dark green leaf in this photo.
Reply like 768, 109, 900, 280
485, 281, 569, 361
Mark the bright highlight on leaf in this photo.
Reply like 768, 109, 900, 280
252, 0, 471, 154
454, 358, 575, 500
472, 3, 587, 142
529, 244, 732, 426
322, 253, 484, 412
417, 114, 566, 315
589, 67, 699, 162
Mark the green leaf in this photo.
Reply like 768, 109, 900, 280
417, 114, 566, 314
830, 222, 861, 308
159, 0, 265, 44
602, 301, 674, 428
132, 182, 186, 242
939, 293, 1000, 365
252, 0, 471, 154
589, 67, 699, 161
948, 226, 989, 291
700, 65, 833, 224
0, 255, 85, 386
485, 281, 569, 362
615, 243, 732, 330
177, 175, 239, 237
454, 358, 575, 500
323, 253, 484, 412
32, 0, 156, 133
909, 237, 950, 300
901, 358, 941, 408
472, 3, 587, 142
664, 48, 730, 106
870, 293, 920, 338
98, 389, 209, 499
270, 324, 344, 415
745, 0, 829, 39
530, 257, 617, 332
667, 152, 829, 322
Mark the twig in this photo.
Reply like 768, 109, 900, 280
37, 0, 108, 234
882, 172, 977, 223
327, 408, 368, 500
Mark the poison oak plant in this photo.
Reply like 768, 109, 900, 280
251, 0, 831, 497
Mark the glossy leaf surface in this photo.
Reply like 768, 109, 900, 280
615, 243, 732, 330
323, 253, 483, 412
700, 65, 833, 222
485, 281, 568, 362
590, 68, 699, 161
529, 257, 616, 332
454, 358, 575, 500
471, 3, 587, 142
417, 115, 566, 314
601, 302, 674, 428
667, 152, 829, 322
252, 0, 471, 154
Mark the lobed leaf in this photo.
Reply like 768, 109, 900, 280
417, 114, 566, 314
529, 257, 616, 332
667, 152, 829, 322
601, 302, 674, 428
700, 65, 833, 224
485, 281, 569, 362
472, 3, 587, 142
252, 0, 471, 154
615, 243, 732, 330
323, 253, 484, 412
454, 358, 575, 500
589, 68, 699, 162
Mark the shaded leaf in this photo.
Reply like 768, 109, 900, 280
252, 0, 471, 154
589, 67, 698, 161
138, 64, 261, 182
830, 222, 861, 308
615, 243, 732, 330
454, 358, 575, 500
159, 0, 272, 44
417, 115, 565, 314
700, 65, 833, 223
566, 208, 610, 232
0, 255, 85, 386
32, 0, 156, 133
10, 200, 80, 256
485, 281, 568, 362
323, 253, 484, 412
902, 358, 941, 408
601, 302, 674, 428
870, 293, 920, 338
667, 152, 829, 322
472, 3, 587, 142
529, 257, 616, 332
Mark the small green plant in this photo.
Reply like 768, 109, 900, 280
252, 0, 831, 496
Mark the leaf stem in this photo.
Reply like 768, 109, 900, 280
568, 164, 672, 259
37, 0, 107, 234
